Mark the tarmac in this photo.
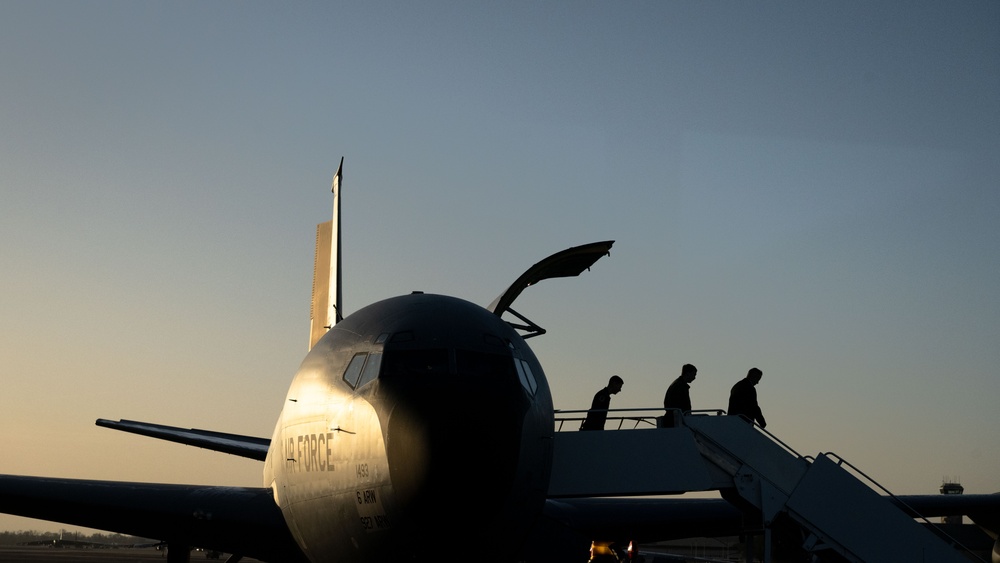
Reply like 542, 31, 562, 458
0, 546, 262, 562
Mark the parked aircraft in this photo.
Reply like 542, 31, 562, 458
1, 161, 998, 563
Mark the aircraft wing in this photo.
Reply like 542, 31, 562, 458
546, 494, 1000, 544
0, 474, 306, 562
95, 418, 270, 461
895, 493, 1000, 534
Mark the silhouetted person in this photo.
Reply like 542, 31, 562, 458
728, 367, 766, 428
663, 363, 697, 414
580, 375, 624, 431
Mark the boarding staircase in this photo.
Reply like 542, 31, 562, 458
550, 411, 976, 562
684, 415, 970, 562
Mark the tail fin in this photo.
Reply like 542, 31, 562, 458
309, 158, 344, 350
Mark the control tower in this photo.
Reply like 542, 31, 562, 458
940, 478, 965, 524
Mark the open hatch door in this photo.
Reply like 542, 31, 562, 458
488, 240, 613, 338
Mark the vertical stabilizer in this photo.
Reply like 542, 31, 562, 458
329, 157, 343, 326
308, 158, 344, 350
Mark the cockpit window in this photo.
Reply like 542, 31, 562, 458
357, 352, 382, 388
378, 348, 519, 382
515, 359, 538, 396
381, 349, 449, 377
342, 353, 368, 388
455, 350, 516, 378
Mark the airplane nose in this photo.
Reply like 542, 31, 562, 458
383, 374, 529, 534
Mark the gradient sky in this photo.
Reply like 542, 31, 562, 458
2, 2, 998, 533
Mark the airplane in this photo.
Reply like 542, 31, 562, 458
15, 529, 159, 550
2, 159, 999, 563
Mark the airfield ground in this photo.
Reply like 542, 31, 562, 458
0, 546, 262, 562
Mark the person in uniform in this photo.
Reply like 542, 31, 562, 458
728, 367, 766, 428
580, 375, 624, 431
663, 363, 697, 415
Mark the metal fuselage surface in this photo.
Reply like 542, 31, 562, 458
263, 293, 554, 563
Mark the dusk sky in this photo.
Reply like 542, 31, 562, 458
2, 2, 998, 532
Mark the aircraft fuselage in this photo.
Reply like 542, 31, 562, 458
264, 293, 555, 562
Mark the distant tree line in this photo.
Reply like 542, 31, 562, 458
0, 530, 154, 546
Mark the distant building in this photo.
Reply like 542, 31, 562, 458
940, 478, 964, 524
